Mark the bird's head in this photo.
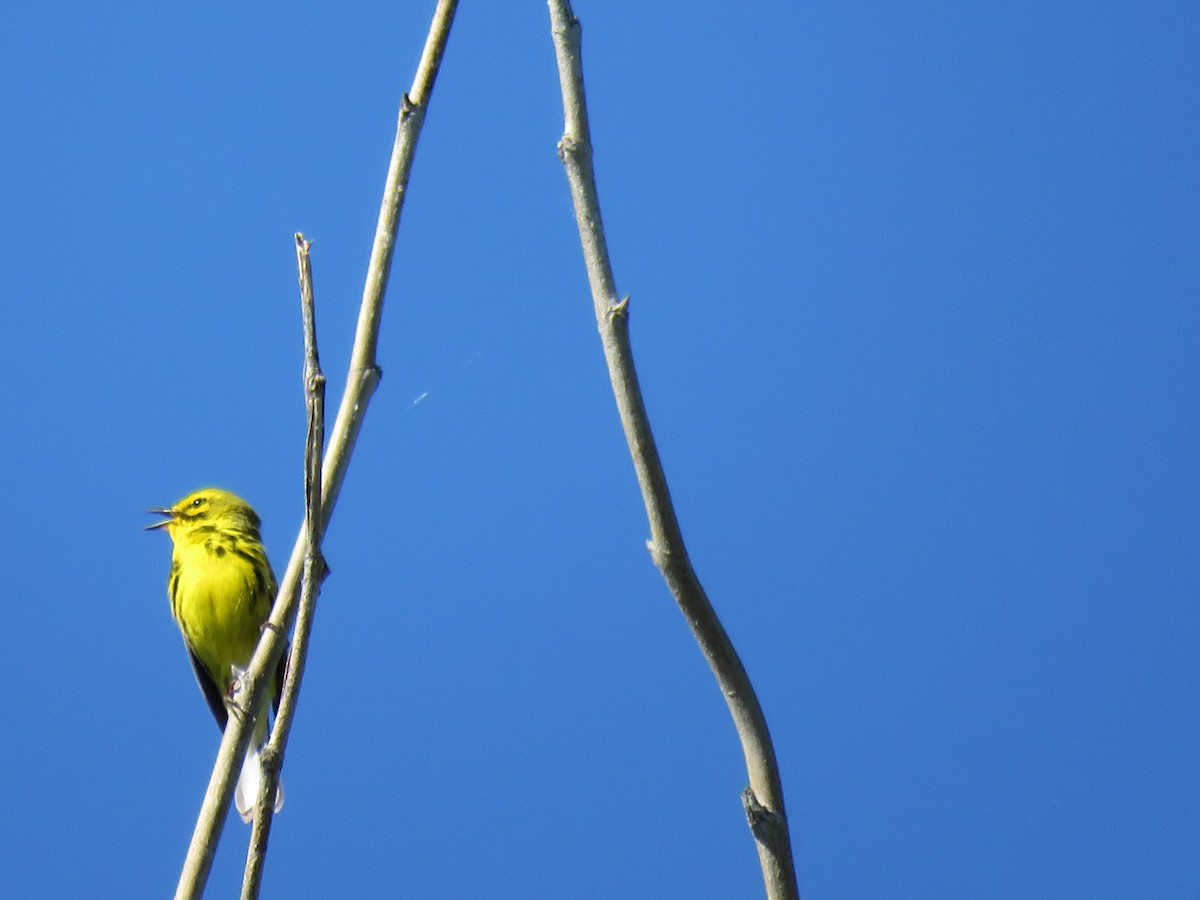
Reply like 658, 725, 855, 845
146, 488, 261, 540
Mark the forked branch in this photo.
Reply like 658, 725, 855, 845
547, 3, 799, 898
173, 3, 459, 898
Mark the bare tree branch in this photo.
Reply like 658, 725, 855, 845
240, 234, 329, 899
546, 3, 799, 898
173, 4, 459, 897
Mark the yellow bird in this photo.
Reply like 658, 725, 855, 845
147, 488, 285, 822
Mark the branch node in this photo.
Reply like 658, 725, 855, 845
401, 92, 418, 122
556, 135, 576, 163
260, 744, 281, 775
646, 538, 670, 570
362, 364, 383, 388
552, 11, 579, 36
741, 787, 787, 844
606, 295, 630, 321
312, 551, 331, 582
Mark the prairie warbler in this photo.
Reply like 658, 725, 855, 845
147, 488, 285, 822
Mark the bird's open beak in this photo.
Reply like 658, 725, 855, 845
145, 508, 175, 531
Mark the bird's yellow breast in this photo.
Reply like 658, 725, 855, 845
171, 533, 270, 693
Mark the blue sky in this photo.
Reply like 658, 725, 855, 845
1, 2, 1196, 897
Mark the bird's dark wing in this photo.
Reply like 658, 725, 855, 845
188, 647, 229, 731
272, 642, 290, 716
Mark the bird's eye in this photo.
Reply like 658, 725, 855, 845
191, 498, 205, 509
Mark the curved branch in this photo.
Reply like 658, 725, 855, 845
173, 4, 459, 898
546, 3, 799, 898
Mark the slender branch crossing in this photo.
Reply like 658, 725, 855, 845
173, 4, 459, 897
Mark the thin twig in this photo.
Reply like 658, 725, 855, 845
240, 234, 329, 899
546, 3, 799, 899
173, 4, 459, 897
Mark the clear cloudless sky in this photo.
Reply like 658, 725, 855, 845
1, 2, 1196, 897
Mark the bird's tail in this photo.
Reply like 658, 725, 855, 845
233, 697, 284, 823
